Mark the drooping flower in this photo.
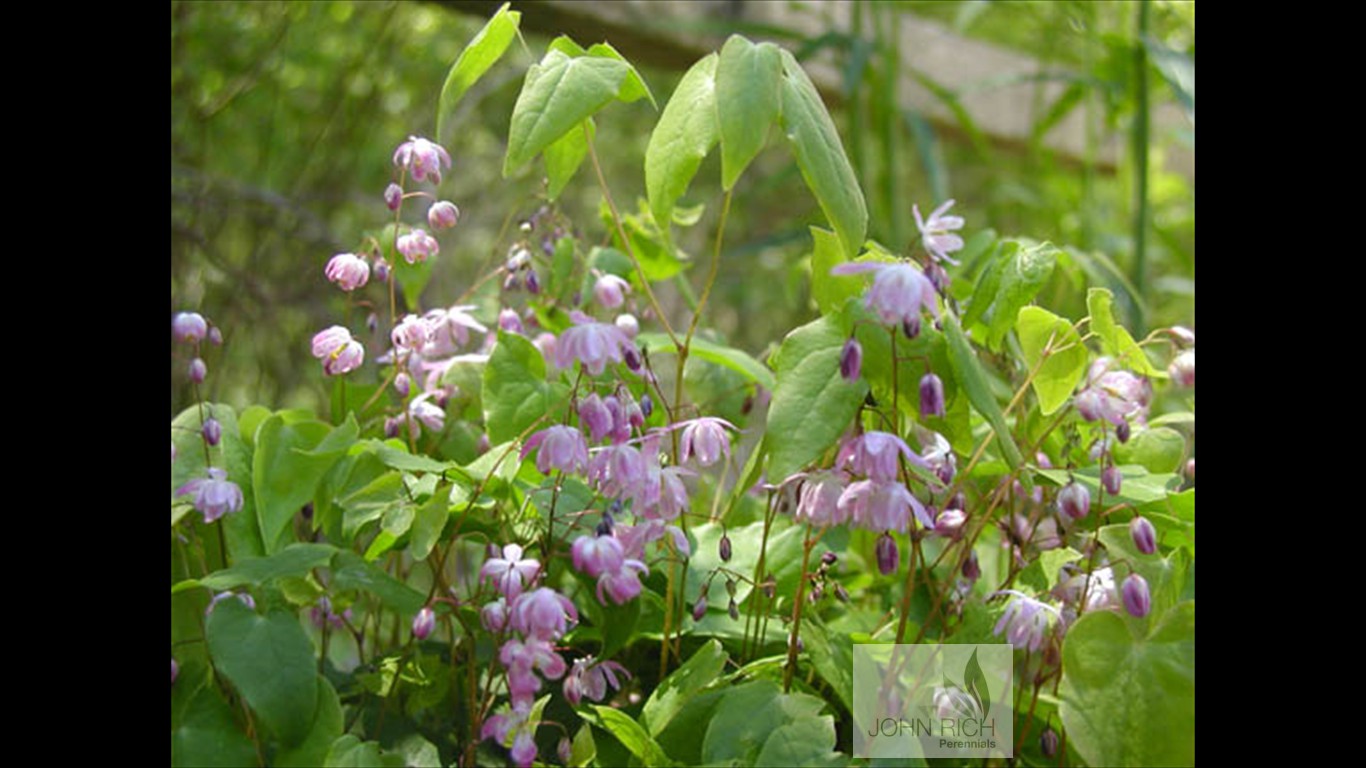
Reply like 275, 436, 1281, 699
324, 253, 370, 291
837, 431, 928, 483
919, 373, 945, 419
500, 636, 568, 681
875, 532, 900, 575
412, 607, 436, 640
427, 200, 460, 230
933, 684, 983, 721
913, 199, 966, 265
793, 470, 850, 527
187, 357, 207, 384
595, 559, 648, 605
481, 544, 543, 601
830, 261, 940, 327
172, 312, 208, 344
571, 533, 625, 579
677, 417, 737, 468
1057, 482, 1090, 520
509, 586, 578, 640
482, 597, 509, 633
838, 478, 932, 533
991, 591, 1060, 652
176, 468, 244, 523
396, 228, 439, 264
840, 338, 862, 381
563, 657, 630, 706
555, 311, 637, 376
521, 425, 589, 475
311, 326, 364, 376
1074, 358, 1150, 428
408, 393, 445, 433
919, 431, 956, 486
587, 442, 648, 500
1169, 349, 1195, 388
392, 136, 452, 184
383, 182, 403, 211
593, 273, 631, 309
577, 394, 615, 444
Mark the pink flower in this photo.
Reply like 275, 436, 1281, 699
390, 314, 430, 352
392, 136, 452, 184
383, 182, 403, 211
427, 200, 460, 230
577, 394, 615, 444
830, 262, 940, 327
555, 311, 638, 376
596, 560, 648, 605
571, 534, 625, 578
1168, 350, 1195, 388
412, 607, 435, 640
510, 587, 578, 640
593, 273, 631, 309
176, 467, 244, 523
913, 199, 965, 265
481, 544, 542, 600
991, 590, 1060, 652
422, 304, 488, 357
408, 394, 445, 433
1074, 359, 1149, 427
500, 636, 568, 680
324, 253, 370, 291
677, 417, 737, 468
521, 425, 589, 475
311, 326, 364, 375
396, 228, 439, 264
836, 431, 927, 483
794, 470, 849, 527
837, 479, 931, 533
481, 597, 509, 633
172, 312, 208, 344
587, 443, 648, 500
563, 657, 631, 706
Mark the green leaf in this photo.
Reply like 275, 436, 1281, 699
504, 50, 630, 175
408, 493, 449, 561
1037, 466, 1179, 506
544, 117, 593, 201
986, 240, 1057, 351
1098, 525, 1188, 619
171, 685, 258, 768
482, 331, 570, 444
943, 314, 1023, 469
1087, 288, 1160, 375
752, 719, 844, 767
766, 314, 868, 480
809, 226, 862, 316
590, 706, 675, 766
570, 722, 597, 767
1113, 426, 1186, 474
275, 677, 344, 768
643, 639, 727, 736
324, 735, 385, 767
373, 443, 453, 474
701, 679, 831, 766
391, 734, 442, 768
716, 36, 782, 190
547, 37, 655, 107
331, 551, 426, 614
1016, 306, 1087, 416
254, 413, 357, 554
196, 543, 338, 591
205, 600, 318, 746
778, 49, 867, 260
436, 2, 521, 146
645, 53, 719, 232
635, 332, 775, 391
1059, 603, 1195, 767
802, 618, 854, 712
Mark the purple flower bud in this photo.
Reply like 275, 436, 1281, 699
639, 393, 653, 419
202, 417, 222, 447
525, 268, 540, 295
902, 316, 921, 340
840, 338, 862, 382
1058, 482, 1090, 520
187, 357, 207, 384
384, 182, 403, 211
719, 535, 732, 562
172, 657, 179, 685
1185, 458, 1195, 480
1121, 573, 1151, 617
821, 551, 838, 566
1102, 466, 1122, 496
412, 607, 436, 640
1130, 516, 1157, 555
1168, 326, 1196, 347
876, 532, 900, 575
962, 550, 981, 581
172, 312, 208, 344
557, 737, 573, 765
1169, 350, 1195, 388
208, 326, 223, 346
384, 417, 400, 439
919, 373, 945, 419
833, 583, 850, 603
427, 200, 460, 230
926, 263, 951, 294
498, 308, 524, 335
394, 372, 411, 397
373, 257, 390, 283
1035, 452, 1053, 469
692, 595, 708, 621
1115, 420, 1131, 443
1040, 728, 1059, 758
934, 508, 966, 538
728, 598, 740, 621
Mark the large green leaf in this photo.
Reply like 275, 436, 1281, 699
504, 50, 630, 175
643, 639, 727, 736
590, 706, 675, 766
544, 117, 593, 201
171, 685, 258, 768
408, 493, 449, 561
547, 37, 655, 107
802, 617, 854, 713
778, 49, 867, 261
482, 331, 570, 444
635, 332, 774, 391
1113, 426, 1186, 474
943, 314, 1023, 469
184, 543, 338, 592
1016, 306, 1087, 416
323, 735, 387, 767
331, 551, 427, 615
1059, 602, 1195, 767
701, 679, 834, 766
716, 36, 782, 190
1087, 288, 1160, 375
275, 677, 344, 768
254, 413, 357, 553
765, 314, 868, 481
435, 2, 521, 146
984, 240, 1058, 351
205, 600, 318, 746
645, 53, 719, 231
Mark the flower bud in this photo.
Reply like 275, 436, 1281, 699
725, 578, 737, 598
934, 508, 966, 538
821, 551, 838, 566
1058, 482, 1090, 520
593, 273, 631, 309
498, 309, 524, 335
525, 268, 540, 295
919, 373, 945, 419
1168, 350, 1195, 388
172, 312, 208, 344
557, 737, 573, 765
840, 338, 862, 382
926, 263, 950, 295
1121, 573, 1151, 617
1040, 728, 1059, 758
639, 393, 653, 419
1102, 466, 1122, 496
1185, 458, 1195, 480
623, 345, 642, 372
808, 585, 823, 603
188, 357, 207, 384
384, 417, 400, 439
208, 326, 223, 346
615, 313, 639, 339
373, 257, 391, 283
833, 583, 850, 603
762, 575, 776, 600
412, 607, 435, 640
172, 657, 179, 685
902, 316, 921, 340
876, 533, 900, 575
1168, 325, 1195, 347
962, 550, 981, 581
1130, 516, 1157, 555
728, 598, 740, 621
719, 534, 732, 562
324, 253, 370, 291
384, 182, 403, 211
1115, 420, 1131, 443
692, 595, 708, 622
202, 417, 222, 447
427, 200, 460, 230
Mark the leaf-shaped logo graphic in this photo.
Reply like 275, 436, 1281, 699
963, 648, 991, 719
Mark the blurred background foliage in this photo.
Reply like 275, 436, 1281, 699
171, 0, 1193, 418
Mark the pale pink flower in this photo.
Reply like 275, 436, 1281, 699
311, 326, 364, 375
176, 467, 244, 523
509, 587, 578, 640
837, 431, 928, 483
481, 544, 543, 600
324, 253, 370, 291
794, 470, 849, 527
427, 200, 460, 230
991, 590, 1060, 652
422, 304, 488, 357
521, 425, 589, 475
593, 272, 631, 309
172, 312, 208, 343
677, 417, 737, 468
563, 657, 630, 706
392, 136, 452, 184
831, 262, 940, 327
913, 199, 966, 265
571, 533, 626, 579
596, 560, 648, 605
556, 311, 637, 376
837, 479, 931, 533
396, 228, 439, 264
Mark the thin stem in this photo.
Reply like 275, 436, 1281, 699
893, 534, 919, 643
782, 524, 816, 692
1130, 0, 1151, 332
